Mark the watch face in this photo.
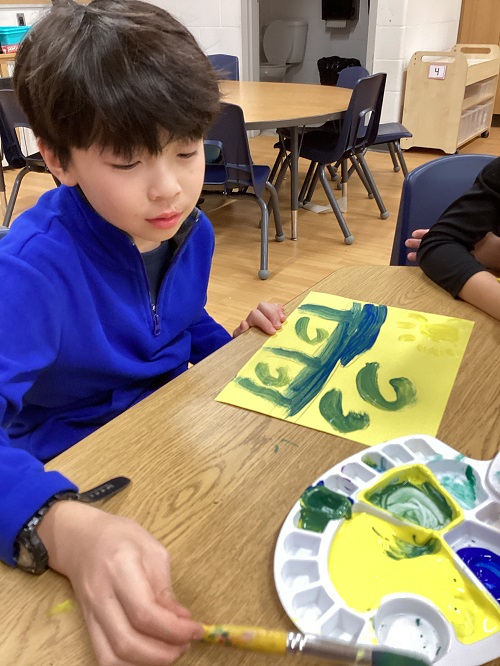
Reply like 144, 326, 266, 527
15, 542, 35, 571
15, 528, 48, 575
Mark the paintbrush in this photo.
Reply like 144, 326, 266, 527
201, 623, 431, 665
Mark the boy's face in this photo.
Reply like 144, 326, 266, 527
41, 137, 206, 252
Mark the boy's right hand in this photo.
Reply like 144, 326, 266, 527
404, 228, 429, 262
38, 501, 202, 665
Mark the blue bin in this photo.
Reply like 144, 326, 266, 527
0, 26, 30, 46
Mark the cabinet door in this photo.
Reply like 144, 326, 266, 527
458, 0, 500, 113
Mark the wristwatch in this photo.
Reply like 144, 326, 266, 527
14, 476, 131, 575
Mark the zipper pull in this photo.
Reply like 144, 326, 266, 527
152, 307, 161, 336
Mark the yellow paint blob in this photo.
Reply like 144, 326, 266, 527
420, 324, 459, 343
328, 512, 500, 644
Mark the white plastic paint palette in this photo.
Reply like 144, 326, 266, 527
274, 435, 500, 666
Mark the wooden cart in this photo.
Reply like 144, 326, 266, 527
401, 44, 500, 154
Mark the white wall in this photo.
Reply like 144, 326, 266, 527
151, 0, 243, 66
259, 0, 370, 84
0, 2, 243, 73
368, 0, 462, 122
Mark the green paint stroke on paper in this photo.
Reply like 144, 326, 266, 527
356, 362, 417, 411
295, 316, 329, 345
299, 484, 352, 533
367, 480, 454, 530
255, 362, 290, 387
438, 465, 478, 510
235, 302, 388, 418
319, 388, 370, 433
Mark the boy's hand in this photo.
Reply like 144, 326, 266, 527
233, 302, 286, 338
38, 501, 202, 666
404, 228, 429, 262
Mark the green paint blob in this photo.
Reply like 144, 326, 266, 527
295, 316, 328, 345
255, 362, 290, 387
385, 534, 441, 560
356, 362, 417, 411
299, 484, 352, 533
367, 480, 454, 530
438, 465, 478, 510
319, 388, 370, 433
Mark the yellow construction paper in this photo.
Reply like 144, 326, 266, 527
216, 292, 474, 446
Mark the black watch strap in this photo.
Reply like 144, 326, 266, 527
15, 476, 130, 575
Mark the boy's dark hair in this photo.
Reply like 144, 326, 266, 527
14, 0, 220, 168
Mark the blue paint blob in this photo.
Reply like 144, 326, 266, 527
456, 546, 500, 603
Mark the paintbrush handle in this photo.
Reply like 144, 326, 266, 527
286, 632, 372, 664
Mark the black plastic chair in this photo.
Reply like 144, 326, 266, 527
0, 88, 58, 227
274, 73, 388, 244
390, 153, 496, 266
337, 66, 412, 177
203, 102, 285, 280
207, 54, 239, 81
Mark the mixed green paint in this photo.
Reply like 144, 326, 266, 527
298, 482, 352, 533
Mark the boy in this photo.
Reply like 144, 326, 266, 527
0, 1, 285, 664
406, 157, 500, 321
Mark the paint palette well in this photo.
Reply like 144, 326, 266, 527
274, 435, 500, 666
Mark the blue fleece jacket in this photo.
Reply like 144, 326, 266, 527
0, 185, 231, 565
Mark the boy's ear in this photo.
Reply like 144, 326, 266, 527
37, 139, 78, 187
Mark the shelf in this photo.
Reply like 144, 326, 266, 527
401, 44, 500, 154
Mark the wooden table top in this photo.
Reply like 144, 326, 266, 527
1, 266, 499, 666
219, 79, 352, 130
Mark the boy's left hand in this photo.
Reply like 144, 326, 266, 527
233, 302, 286, 338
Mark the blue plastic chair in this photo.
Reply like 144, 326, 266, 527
390, 153, 496, 266
204, 102, 285, 280
274, 73, 388, 244
207, 54, 239, 81
336, 65, 369, 88
337, 66, 412, 176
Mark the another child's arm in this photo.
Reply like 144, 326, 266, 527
233, 302, 286, 337
405, 229, 429, 262
38, 501, 202, 665
458, 270, 500, 320
406, 229, 500, 268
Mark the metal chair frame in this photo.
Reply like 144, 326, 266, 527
203, 102, 285, 280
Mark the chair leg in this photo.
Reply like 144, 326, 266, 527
317, 165, 354, 244
349, 155, 374, 198
265, 181, 285, 241
393, 140, 409, 177
269, 146, 286, 184
273, 153, 291, 195
338, 159, 348, 213
326, 164, 338, 182
303, 164, 320, 204
3, 166, 29, 227
298, 161, 316, 203
387, 142, 400, 172
355, 153, 389, 220
256, 196, 270, 280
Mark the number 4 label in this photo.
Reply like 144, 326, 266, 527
428, 64, 447, 79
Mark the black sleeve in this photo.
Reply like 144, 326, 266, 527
417, 157, 500, 298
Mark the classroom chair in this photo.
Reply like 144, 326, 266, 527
336, 65, 412, 177
390, 153, 496, 266
273, 73, 388, 244
207, 54, 239, 81
0, 88, 58, 227
203, 102, 285, 280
